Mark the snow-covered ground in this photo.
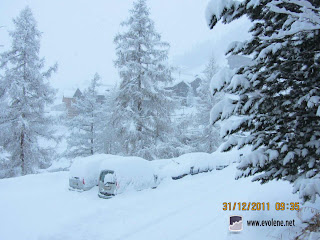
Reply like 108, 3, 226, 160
1, 151, 319, 240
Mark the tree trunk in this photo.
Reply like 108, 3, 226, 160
20, 131, 25, 175
137, 43, 142, 133
91, 122, 94, 155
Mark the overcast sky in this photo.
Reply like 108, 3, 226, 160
0, 0, 251, 99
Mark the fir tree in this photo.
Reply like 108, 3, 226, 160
66, 73, 104, 157
0, 6, 57, 176
96, 86, 120, 155
113, 0, 175, 160
206, 0, 320, 202
196, 55, 222, 153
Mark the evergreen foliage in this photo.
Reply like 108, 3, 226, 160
207, 0, 320, 202
66, 73, 104, 157
195, 55, 222, 153
0, 6, 57, 176
97, 86, 120, 155
113, 0, 177, 159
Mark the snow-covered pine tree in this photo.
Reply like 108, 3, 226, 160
195, 55, 222, 153
0, 7, 57, 176
96, 86, 120, 155
206, 0, 320, 202
203, 55, 218, 85
66, 73, 104, 157
113, 0, 175, 160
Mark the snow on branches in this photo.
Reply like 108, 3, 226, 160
0, 7, 57, 176
206, 0, 320, 202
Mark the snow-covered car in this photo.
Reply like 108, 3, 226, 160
69, 152, 231, 193
98, 170, 117, 198
69, 154, 105, 191
69, 154, 158, 195
98, 157, 158, 199
155, 152, 231, 180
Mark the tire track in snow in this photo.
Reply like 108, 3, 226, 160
113, 193, 211, 240
174, 215, 219, 240
114, 177, 227, 240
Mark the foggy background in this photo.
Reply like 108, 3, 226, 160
0, 0, 251, 101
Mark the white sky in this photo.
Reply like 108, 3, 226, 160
0, 0, 251, 99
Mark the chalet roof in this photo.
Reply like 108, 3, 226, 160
73, 88, 83, 98
166, 81, 190, 98
165, 78, 202, 98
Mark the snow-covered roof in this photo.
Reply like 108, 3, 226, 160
73, 88, 82, 98
166, 78, 202, 98
62, 84, 114, 98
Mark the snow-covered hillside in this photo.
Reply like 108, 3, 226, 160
0, 151, 318, 240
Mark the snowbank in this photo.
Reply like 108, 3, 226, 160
155, 151, 235, 180
45, 157, 72, 172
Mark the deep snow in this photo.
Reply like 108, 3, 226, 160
1, 152, 319, 240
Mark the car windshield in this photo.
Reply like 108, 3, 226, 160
104, 174, 115, 184
99, 170, 114, 182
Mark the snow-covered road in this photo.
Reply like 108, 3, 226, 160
0, 163, 317, 240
